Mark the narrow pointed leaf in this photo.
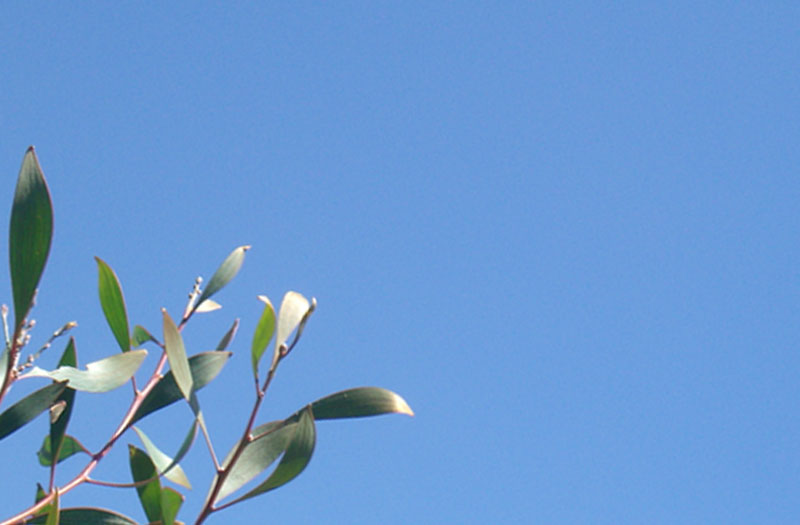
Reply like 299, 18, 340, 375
38, 434, 88, 466
309, 387, 415, 420
95, 258, 130, 353
130, 351, 231, 425
162, 309, 192, 400
213, 420, 296, 503
44, 489, 59, 525
275, 292, 310, 355
134, 423, 195, 489
50, 338, 77, 464
34, 483, 52, 518
235, 406, 316, 502
0, 382, 67, 440
194, 299, 222, 313
129, 445, 162, 522
132, 325, 158, 347
194, 245, 250, 312
251, 295, 275, 376
0, 347, 9, 397
23, 350, 146, 393
160, 487, 183, 525
216, 319, 239, 351
9, 147, 53, 331
29, 508, 139, 525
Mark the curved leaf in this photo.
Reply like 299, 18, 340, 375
132, 325, 158, 347
162, 309, 192, 400
130, 351, 231, 425
194, 245, 250, 312
235, 406, 316, 502
9, 147, 53, 331
129, 444, 162, 523
216, 319, 239, 351
95, 258, 130, 353
251, 295, 276, 376
38, 434, 88, 466
50, 338, 77, 464
23, 350, 147, 393
29, 508, 137, 525
134, 423, 196, 489
310, 387, 415, 420
213, 420, 296, 503
195, 299, 222, 313
275, 292, 310, 355
0, 382, 67, 440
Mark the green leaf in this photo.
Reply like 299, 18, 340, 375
34, 483, 53, 518
95, 257, 130, 353
0, 381, 67, 440
50, 338, 77, 465
251, 295, 276, 376
275, 291, 310, 355
216, 319, 239, 351
234, 406, 316, 502
160, 487, 184, 525
9, 147, 53, 331
130, 351, 231, 425
310, 387, 415, 420
194, 245, 250, 313
129, 444, 162, 523
38, 434, 88, 466
23, 350, 147, 393
132, 325, 158, 347
133, 423, 196, 489
44, 489, 59, 525
162, 309, 192, 401
213, 420, 296, 503
29, 508, 138, 525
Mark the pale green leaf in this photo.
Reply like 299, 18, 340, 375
194, 299, 222, 313
213, 420, 296, 503
194, 245, 250, 312
251, 295, 276, 376
162, 309, 192, 400
216, 319, 239, 351
134, 423, 195, 489
274, 291, 310, 364
0, 382, 67, 440
9, 147, 53, 331
130, 351, 230, 425
95, 257, 130, 353
23, 350, 146, 393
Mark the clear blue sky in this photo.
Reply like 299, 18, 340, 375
1, 2, 798, 523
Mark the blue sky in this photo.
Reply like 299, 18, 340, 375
1, 2, 799, 523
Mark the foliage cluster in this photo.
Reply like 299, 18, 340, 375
0, 148, 412, 524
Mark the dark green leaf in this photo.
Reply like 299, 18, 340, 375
134, 422, 196, 489
23, 350, 146, 393
310, 387, 414, 420
213, 420, 295, 503
162, 309, 192, 400
193, 245, 250, 313
9, 147, 53, 331
29, 508, 138, 525
130, 351, 231, 425
132, 325, 159, 347
50, 338, 77, 464
129, 445, 162, 523
38, 434, 88, 466
95, 258, 130, 353
160, 487, 184, 524
251, 296, 275, 377
0, 382, 67, 440
235, 406, 316, 502
216, 319, 239, 351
